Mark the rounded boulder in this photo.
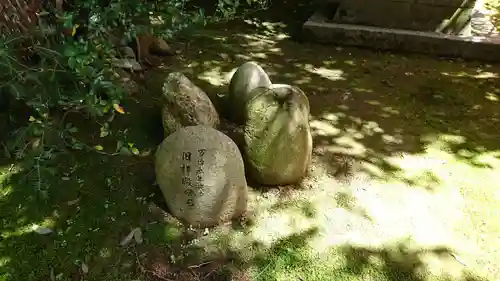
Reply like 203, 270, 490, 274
155, 125, 248, 227
161, 72, 219, 137
228, 61, 272, 124
243, 84, 313, 186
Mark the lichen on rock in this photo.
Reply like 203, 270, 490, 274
243, 84, 313, 186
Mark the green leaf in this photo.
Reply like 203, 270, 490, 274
72, 142, 84, 150
79, 66, 94, 77
116, 140, 124, 150
64, 45, 78, 57
100, 129, 109, 138
119, 147, 132, 156
9, 83, 27, 99
68, 57, 77, 69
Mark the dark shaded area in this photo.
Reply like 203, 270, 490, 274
337, 243, 488, 281
0, 153, 157, 280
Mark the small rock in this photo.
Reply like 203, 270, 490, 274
118, 46, 136, 59
150, 38, 175, 56
161, 72, 220, 137
112, 68, 139, 94
111, 58, 142, 71
155, 125, 248, 227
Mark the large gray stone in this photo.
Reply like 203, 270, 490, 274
161, 72, 219, 137
243, 84, 313, 186
155, 125, 248, 227
228, 61, 272, 124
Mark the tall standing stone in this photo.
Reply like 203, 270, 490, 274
228, 61, 272, 124
155, 125, 248, 227
243, 84, 313, 186
161, 72, 220, 137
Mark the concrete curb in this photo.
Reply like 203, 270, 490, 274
303, 9, 500, 62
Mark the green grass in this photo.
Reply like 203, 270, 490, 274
2, 7, 500, 281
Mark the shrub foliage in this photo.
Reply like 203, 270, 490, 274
0, 0, 267, 191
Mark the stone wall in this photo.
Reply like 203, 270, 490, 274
303, 16, 500, 62
328, 0, 474, 31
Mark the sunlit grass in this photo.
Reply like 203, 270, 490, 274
186, 129, 500, 280
170, 25, 500, 280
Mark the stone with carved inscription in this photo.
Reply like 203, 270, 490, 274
227, 61, 272, 124
155, 125, 248, 227
243, 84, 313, 186
161, 72, 220, 137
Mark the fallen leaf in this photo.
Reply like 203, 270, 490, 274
67, 198, 80, 206
119, 147, 132, 156
120, 227, 143, 246
120, 229, 135, 246
61, 176, 71, 181
32, 224, 53, 235
81, 263, 89, 274
113, 103, 126, 114
94, 145, 104, 151
131, 147, 140, 155
133, 227, 143, 244
139, 149, 151, 157
450, 253, 467, 267
71, 24, 80, 37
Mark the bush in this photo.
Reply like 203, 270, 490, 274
0, 0, 268, 192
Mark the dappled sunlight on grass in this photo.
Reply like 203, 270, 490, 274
186, 132, 499, 279
197, 66, 228, 86
303, 64, 345, 81
441, 70, 498, 79
188, 161, 472, 279
172, 24, 500, 279
0, 152, 161, 280
485, 91, 499, 101
2, 6, 500, 279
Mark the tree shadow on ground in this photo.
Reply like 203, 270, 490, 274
140, 221, 488, 281
0, 152, 158, 280
160, 15, 500, 192
336, 243, 488, 281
